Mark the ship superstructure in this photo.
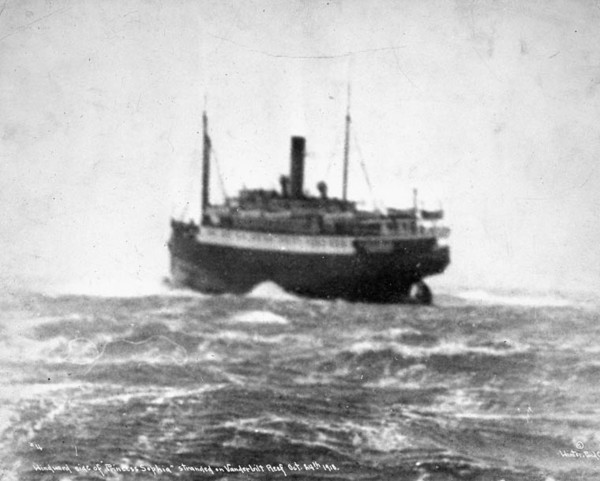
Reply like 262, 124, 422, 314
169, 107, 450, 303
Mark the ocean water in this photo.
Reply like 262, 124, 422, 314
0, 284, 599, 481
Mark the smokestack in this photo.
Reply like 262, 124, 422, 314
290, 136, 305, 199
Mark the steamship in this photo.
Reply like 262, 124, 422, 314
168, 108, 450, 304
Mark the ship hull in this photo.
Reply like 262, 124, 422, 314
168, 224, 449, 303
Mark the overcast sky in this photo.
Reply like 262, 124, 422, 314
1, 0, 599, 295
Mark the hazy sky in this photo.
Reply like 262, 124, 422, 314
1, 0, 599, 294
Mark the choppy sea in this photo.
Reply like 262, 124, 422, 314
1, 284, 599, 481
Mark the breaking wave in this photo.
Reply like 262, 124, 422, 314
246, 282, 300, 302
227, 310, 290, 325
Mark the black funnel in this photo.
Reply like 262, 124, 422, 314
290, 136, 305, 199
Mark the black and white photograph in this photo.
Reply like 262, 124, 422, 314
1, 1, 599, 480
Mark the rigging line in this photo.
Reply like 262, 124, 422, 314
210, 146, 229, 199
351, 128, 382, 211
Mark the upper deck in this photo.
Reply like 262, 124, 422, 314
201, 188, 448, 239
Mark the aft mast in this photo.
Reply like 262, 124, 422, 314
342, 85, 351, 201
201, 107, 211, 222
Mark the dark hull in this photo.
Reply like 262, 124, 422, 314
168, 227, 450, 303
